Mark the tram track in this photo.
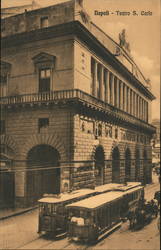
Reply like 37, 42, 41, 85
16, 181, 159, 250
17, 236, 54, 249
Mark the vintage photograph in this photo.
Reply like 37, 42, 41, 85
0, 0, 160, 249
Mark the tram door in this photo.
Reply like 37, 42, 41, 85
94, 146, 105, 186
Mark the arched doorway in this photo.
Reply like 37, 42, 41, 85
94, 145, 105, 186
135, 149, 140, 181
27, 144, 60, 204
0, 145, 15, 208
112, 147, 120, 183
125, 148, 131, 182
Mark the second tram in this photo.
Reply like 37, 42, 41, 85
66, 185, 144, 242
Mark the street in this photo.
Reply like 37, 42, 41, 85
0, 174, 160, 250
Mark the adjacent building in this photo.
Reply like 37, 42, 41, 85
0, 0, 156, 208
151, 119, 160, 164
1, 1, 40, 19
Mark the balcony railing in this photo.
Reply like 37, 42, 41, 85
0, 89, 155, 132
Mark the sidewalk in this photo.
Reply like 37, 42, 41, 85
0, 206, 38, 220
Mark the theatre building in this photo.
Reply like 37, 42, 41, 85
0, 0, 156, 208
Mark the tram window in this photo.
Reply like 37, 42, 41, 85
71, 208, 80, 217
41, 203, 52, 215
57, 206, 65, 215
51, 204, 57, 213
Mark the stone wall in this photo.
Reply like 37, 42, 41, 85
2, 36, 74, 96
2, 105, 74, 206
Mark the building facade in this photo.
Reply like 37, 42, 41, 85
151, 119, 160, 164
0, 0, 156, 208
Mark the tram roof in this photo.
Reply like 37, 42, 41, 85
66, 191, 124, 210
95, 182, 141, 193
38, 189, 97, 204
122, 185, 144, 195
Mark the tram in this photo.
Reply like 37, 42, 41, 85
66, 185, 144, 242
38, 182, 143, 237
66, 191, 124, 242
38, 189, 99, 236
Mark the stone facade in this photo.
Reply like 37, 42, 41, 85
0, 0, 156, 208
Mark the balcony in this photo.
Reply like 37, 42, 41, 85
0, 89, 155, 133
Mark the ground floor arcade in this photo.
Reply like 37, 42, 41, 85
0, 139, 152, 208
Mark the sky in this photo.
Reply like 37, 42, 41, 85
1, 0, 160, 120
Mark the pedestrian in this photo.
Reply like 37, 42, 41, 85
154, 191, 160, 207
127, 210, 135, 229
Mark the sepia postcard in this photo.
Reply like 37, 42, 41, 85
0, 0, 160, 249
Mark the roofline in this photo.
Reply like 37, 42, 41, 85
1, 0, 72, 20
86, 21, 152, 87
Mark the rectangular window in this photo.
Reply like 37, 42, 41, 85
39, 68, 51, 92
40, 17, 49, 28
0, 120, 5, 134
38, 118, 49, 133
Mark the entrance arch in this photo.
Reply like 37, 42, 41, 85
0, 145, 15, 208
112, 147, 120, 183
125, 148, 131, 182
27, 144, 60, 204
135, 149, 140, 181
94, 145, 105, 186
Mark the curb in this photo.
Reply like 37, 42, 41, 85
0, 206, 38, 221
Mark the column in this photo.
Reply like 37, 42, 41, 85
139, 97, 142, 119
126, 86, 129, 113
128, 88, 131, 114
112, 74, 115, 106
123, 83, 126, 112
93, 60, 97, 97
100, 65, 104, 101
142, 100, 145, 121
147, 101, 150, 123
104, 69, 107, 102
114, 76, 117, 107
117, 78, 120, 108
120, 81, 123, 110
140, 98, 143, 120
130, 89, 132, 115
133, 91, 135, 117
106, 70, 110, 103
134, 92, 137, 117
137, 95, 139, 118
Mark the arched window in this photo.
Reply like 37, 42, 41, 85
94, 145, 105, 186
135, 149, 140, 181
125, 148, 131, 182
112, 147, 120, 183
